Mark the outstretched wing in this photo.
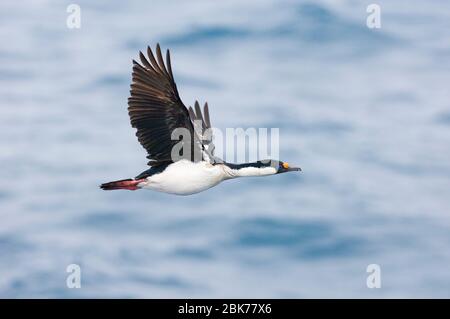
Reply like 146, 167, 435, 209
188, 101, 215, 161
128, 44, 203, 166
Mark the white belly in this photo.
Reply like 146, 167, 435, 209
140, 160, 225, 195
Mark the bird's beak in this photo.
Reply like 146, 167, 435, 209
279, 162, 301, 173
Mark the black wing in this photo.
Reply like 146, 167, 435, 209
128, 44, 203, 166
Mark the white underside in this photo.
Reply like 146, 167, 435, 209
138, 160, 277, 195
139, 160, 227, 195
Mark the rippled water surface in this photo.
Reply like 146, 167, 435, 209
1, 0, 450, 297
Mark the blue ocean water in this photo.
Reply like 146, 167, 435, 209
0, 0, 450, 297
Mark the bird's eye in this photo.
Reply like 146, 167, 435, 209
282, 162, 289, 169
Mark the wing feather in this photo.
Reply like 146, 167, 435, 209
128, 44, 205, 165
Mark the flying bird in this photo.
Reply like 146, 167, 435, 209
100, 44, 301, 195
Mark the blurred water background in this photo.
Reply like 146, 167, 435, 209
0, 0, 449, 298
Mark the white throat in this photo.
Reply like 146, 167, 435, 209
221, 165, 277, 179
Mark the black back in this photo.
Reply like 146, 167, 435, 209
134, 163, 170, 179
